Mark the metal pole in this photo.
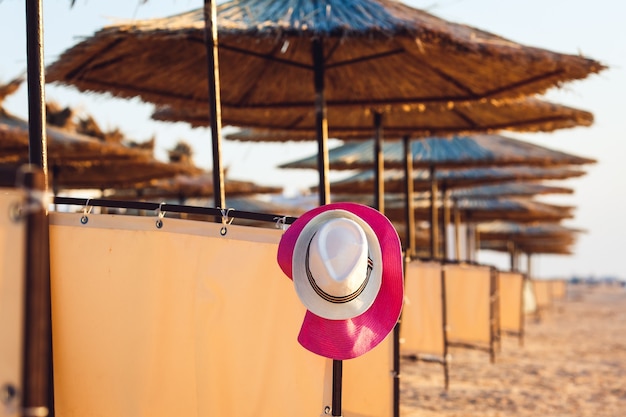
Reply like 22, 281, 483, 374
203, 0, 226, 209
312, 39, 330, 207
440, 266, 449, 390
441, 186, 450, 260
19, 167, 53, 417
403, 135, 415, 258
331, 359, 342, 416
312, 38, 338, 416
453, 199, 461, 261
373, 112, 384, 213
429, 166, 439, 259
22, 2, 53, 417
25, 0, 48, 183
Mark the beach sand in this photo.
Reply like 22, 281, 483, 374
400, 283, 626, 417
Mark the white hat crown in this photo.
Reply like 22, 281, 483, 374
307, 217, 369, 298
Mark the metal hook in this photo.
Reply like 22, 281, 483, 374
274, 216, 288, 230
155, 202, 166, 229
80, 198, 93, 224
218, 207, 234, 236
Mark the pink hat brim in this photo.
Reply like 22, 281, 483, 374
277, 202, 403, 360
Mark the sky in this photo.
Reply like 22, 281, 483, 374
0, 0, 624, 280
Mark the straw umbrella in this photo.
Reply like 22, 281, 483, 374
280, 134, 594, 257
107, 172, 282, 204
0, 99, 200, 192
45, 0, 605, 209
155, 96, 594, 138
319, 166, 586, 194
477, 221, 583, 269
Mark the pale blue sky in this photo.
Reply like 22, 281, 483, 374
0, 0, 624, 279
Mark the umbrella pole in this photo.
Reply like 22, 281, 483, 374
429, 166, 439, 259
373, 112, 384, 213
312, 39, 330, 206
203, 0, 226, 208
403, 135, 415, 258
453, 198, 461, 261
26, 0, 48, 184
394, 134, 415, 417
22, 2, 54, 417
312, 38, 340, 416
442, 186, 450, 260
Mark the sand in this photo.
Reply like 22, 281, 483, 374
400, 283, 626, 417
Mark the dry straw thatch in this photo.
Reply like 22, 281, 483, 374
156, 97, 594, 139
326, 166, 586, 194
279, 134, 596, 170
46, 0, 605, 115
477, 222, 583, 254
0, 79, 200, 191
381, 196, 576, 224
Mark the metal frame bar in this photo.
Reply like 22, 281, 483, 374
53, 197, 298, 226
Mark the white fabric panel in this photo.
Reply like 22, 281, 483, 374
532, 280, 552, 309
400, 261, 444, 356
49, 212, 392, 417
523, 278, 537, 314
0, 189, 26, 417
444, 264, 492, 345
498, 272, 524, 334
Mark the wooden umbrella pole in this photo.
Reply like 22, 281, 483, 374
429, 166, 439, 259
26, 0, 48, 183
22, 2, 54, 417
442, 186, 451, 260
203, 0, 226, 209
312, 38, 339, 416
403, 135, 415, 259
373, 112, 384, 213
312, 39, 330, 207
453, 199, 461, 261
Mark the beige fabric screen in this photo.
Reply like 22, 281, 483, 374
532, 279, 552, 310
444, 264, 493, 347
49, 212, 392, 417
497, 271, 524, 335
551, 279, 567, 300
523, 278, 537, 314
0, 189, 26, 417
400, 261, 444, 357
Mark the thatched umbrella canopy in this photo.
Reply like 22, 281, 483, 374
383, 196, 575, 224
479, 238, 575, 256
106, 172, 283, 203
477, 222, 581, 266
477, 221, 585, 237
324, 166, 586, 194
281, 133, 593, 257
46, 0, 605, 207
449, 182, 573, 199
0, 88, 199, 191
159, 97, 594, 139
280, 134, 596, 171
0, 106, 149, 165
46, 1, 604, 111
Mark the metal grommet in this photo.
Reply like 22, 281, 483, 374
80, 215, 89, 224
220, 226, 227, 236
1, 383, 18, 405
324, 406, 332, 415
8, 202, 22, 222
156, 219, 163, 229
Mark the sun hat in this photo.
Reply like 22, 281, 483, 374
277, 202, 403, 360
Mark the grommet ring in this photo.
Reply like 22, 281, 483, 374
155, 202, 166, 229
218, 207, 234, 236
80, 199, 93, 225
